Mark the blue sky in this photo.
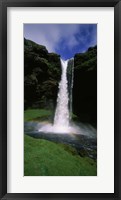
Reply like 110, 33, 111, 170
24, 24, 97, 60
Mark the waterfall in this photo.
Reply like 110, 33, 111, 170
39, 57, 75, 134
38, 57, 96, 137
54, 59, 70, 127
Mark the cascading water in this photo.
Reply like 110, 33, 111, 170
54, 59, 70, 127
38, 57, 75, 133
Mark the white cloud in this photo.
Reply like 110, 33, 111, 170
24, 24, 81, 52
24, 24, 97, 56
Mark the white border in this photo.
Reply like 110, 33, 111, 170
7, 7, 114, 193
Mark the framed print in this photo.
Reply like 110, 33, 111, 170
0, 0, 121, 199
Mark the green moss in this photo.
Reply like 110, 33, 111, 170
24, 109, 52, 122
24, 135, 97, 176
74, 46, 97, 71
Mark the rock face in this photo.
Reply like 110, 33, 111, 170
24, 38, 61, 109
73, 46, 97, 126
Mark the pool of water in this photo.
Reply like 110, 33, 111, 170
24, 121, 97, 160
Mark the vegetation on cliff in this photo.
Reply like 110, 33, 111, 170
24, 38, 61, 109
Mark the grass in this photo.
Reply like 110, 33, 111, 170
24, 109, 97, 176
24, 135, 97, 176
24, 109, 52, 122
24, 108, 78, 122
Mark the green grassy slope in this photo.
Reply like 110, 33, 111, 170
24, 135, 97, 176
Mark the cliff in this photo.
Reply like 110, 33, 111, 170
73, 46, 97, 126
24, 38, 61, 109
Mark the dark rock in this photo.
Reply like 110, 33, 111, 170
73, 46, 97, 126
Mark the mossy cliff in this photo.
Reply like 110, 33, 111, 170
24, 38, 61, 109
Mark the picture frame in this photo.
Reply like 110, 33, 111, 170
0, 0, 121, 199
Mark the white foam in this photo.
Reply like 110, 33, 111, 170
38, 122, 96, 138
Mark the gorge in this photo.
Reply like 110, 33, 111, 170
24, 38, 97, 127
